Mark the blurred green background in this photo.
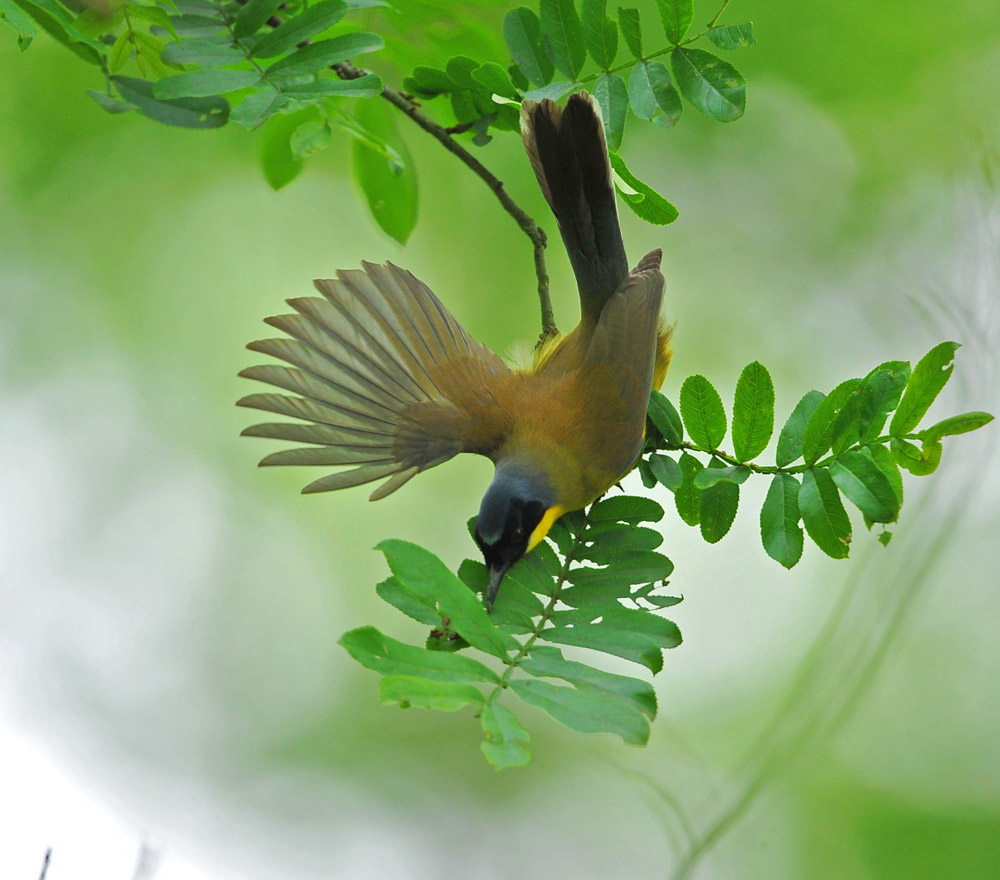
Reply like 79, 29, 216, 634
1, 1, 998, 877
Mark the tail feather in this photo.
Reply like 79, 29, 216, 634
521, 91, 628, 323
239, 262, 508, 499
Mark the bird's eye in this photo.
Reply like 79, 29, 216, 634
511, 526, 524, 542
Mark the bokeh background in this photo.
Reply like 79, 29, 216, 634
2, 1, 999, 878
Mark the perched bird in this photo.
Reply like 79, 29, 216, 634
239, 92, 672, 608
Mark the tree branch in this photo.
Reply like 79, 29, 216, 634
334, 61, 557, 342
249, 1, 558, 339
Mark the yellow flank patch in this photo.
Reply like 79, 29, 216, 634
527, 504, 567, 552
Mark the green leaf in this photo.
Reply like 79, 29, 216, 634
374, 575, 439, 625
608, 150, 680, 224
776, 389, 824, 466
377, 539, 514, 659
648, 453, 683, 490
1, 0, 39, 50
352, 98, 418, 244
480, 703, 532, 769
655, 0, 692, 44
523, 81, 579, 102
593, 72, 627, 151
233, 0, 283, 39
251, 0, 349, 58
340, 626, 500, 683
509, 61, 530, 91
329, 111, 402, 171
154, 69, 260, 99
86, 89, 136, 114
10, 0, 102, 64
128, 4, 177, 39
799, 468, 851, 559
617, 7, 641, 58
867, 444, 903, 508
503, 6, 553, 87
699, 461, 739, 543
463, 559, 544, 631
161, 37, 245, 66
471, 61, 521, 100
891, 342, 960, 435
891, 436, 942, 476
919, 411, 993, 442
627, 60, 681, 129
266, 32, 384, 76
829, 450, 899, 523
801, 379, 861, 466
379, 674, 484, 711
671, 46, 745, 122
111, 75, 229, 128
509, 678, 649, 744
562, 550, 674, 603
706, 21, 756, 49
693, 464, 750, 489
166, 13, 228, 37
647, 390, 684, 444
539, 0, 586, 80
760, 473, 802, 569
72, 6, 123, 38
109, 29, 131, 72
289, 119, 332, 159
581, 0, 617, 69
232, 87, 289, 129
132, 30, 169, 79
579, 525, 664, 561
731, 361, 775, 461
403, 65, 456, 96
829, 383, 863, 457
280, 74, 383, 99
522, 645, 656, 718
444, 55, 479, 88
674, 451, 703, 526
859, 361, 910, 443
588, 495, 664, 524
543, 606, 681, 673
680, 374, 727, 450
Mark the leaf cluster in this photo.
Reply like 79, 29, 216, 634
341, 496, 681, 770
638, 342, 992, 566
402, 0, 755, 225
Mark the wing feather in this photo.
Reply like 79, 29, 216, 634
241, 262, 513, 499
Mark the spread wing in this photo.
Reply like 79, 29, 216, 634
238, 262, 513, 500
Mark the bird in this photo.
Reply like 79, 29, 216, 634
238, 91, 672, 609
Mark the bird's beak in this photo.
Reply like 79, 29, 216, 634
485, 563, 510, 612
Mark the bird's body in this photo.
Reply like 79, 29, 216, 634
240, 92, 671, 605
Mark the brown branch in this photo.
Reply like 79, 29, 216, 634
247, 0, 558, 338
334, 61, 556, 341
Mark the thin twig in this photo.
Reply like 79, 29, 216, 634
334, 61, 556, 342
38, 849, 51, 880
247, 4, 558, 340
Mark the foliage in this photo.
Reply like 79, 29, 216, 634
7, 0, 994, 769
638, 343, 992, 564
342, 497, 679, 770
343, 341, 990, 768
2, 0, 755, 238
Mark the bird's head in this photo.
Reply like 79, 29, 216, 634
474, 461, 564, 610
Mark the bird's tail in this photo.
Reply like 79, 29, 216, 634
238, 262, 501, 500
521, 91, 628, 325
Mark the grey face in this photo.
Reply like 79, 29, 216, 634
474, 470, 550, 609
